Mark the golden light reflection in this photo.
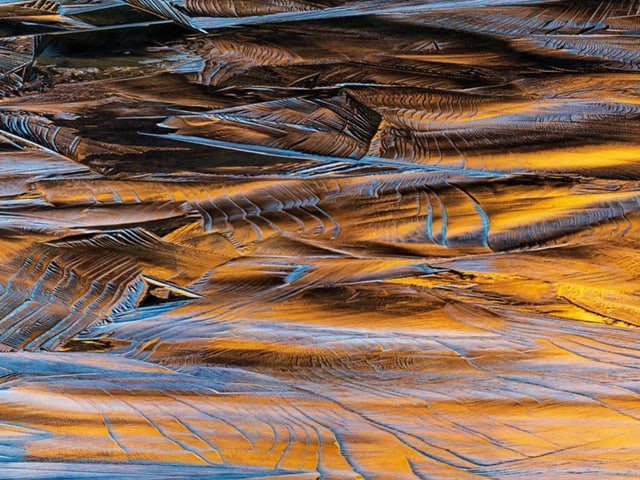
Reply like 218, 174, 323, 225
0, 1, 638, 478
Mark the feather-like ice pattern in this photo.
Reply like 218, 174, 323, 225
0, 36, 39, 98
180, 0, 343, 17
0, 111, 84, 159
0, 1, 639, 478
124, 0, 203, 31
0, 243, 144, 351
161, 93, 381, 159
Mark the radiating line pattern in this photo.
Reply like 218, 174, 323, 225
0, 1, 639, 478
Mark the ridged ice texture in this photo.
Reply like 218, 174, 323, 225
0, 1, 639, 478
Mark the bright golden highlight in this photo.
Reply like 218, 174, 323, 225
0, 1, 639, 478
